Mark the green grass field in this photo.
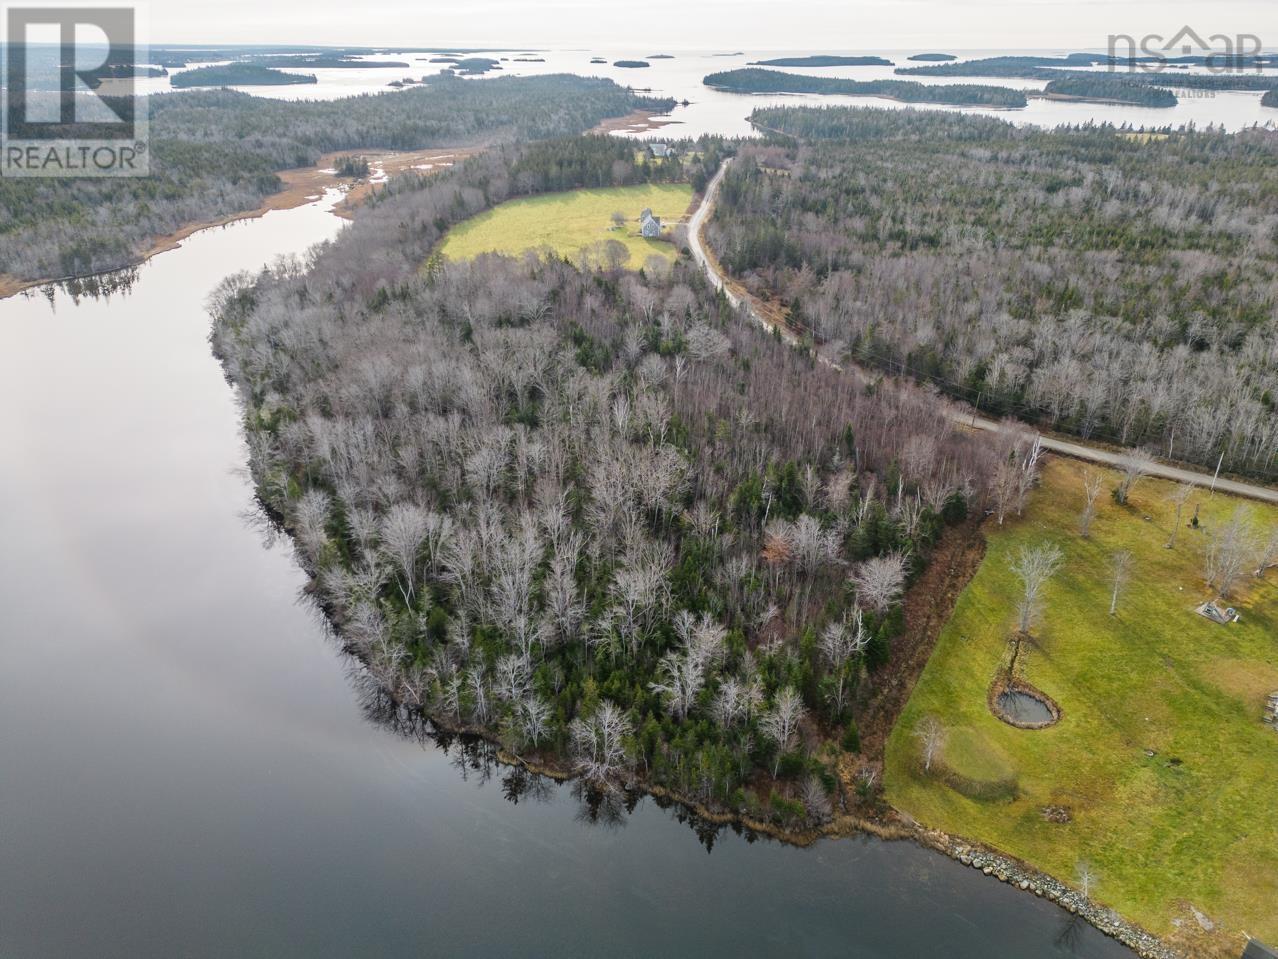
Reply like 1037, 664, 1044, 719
436, 184, 692, 269
886, 457, 1278, 947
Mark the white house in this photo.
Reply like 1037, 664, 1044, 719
639, 208, 662, 238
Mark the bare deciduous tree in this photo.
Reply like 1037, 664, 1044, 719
569, 701, 633, 787
711, 676, 764, 729
649, 651, 705, 720
848, 551, 909, 615
1255, 526, 1278, 580
1014, 433, 1043, 517
518, 695, 553, 747
1165, 483, 1195, 549
1010, 542, 1064, 635
760, 686, 806, 777
1109, 550, 1133, 616
914, 716, 947, 773
800, 775, 833, 823
1204, 507, 1255, 599
819, 609, 868, 717
1076, 861, 1097, 900
1079, 469, 1102, 539
1114, 448, 1153, 506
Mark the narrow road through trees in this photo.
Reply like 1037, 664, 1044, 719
688, 159, 1278, 505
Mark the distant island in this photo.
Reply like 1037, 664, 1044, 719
614, 60, 650, 69
590, 57, 607, 63
1041, 75, 1176, 107
750, 55, 893, 67
647, 54, 675, 59
451, 57, 502, 75
907, 53, 957, 61
80, 63, 168, 88
171, 64, 318, 88
705, 67, 1027, 107
896, 54, 1110, 77
897, 55, 1271, 95
247, 55, 409, 69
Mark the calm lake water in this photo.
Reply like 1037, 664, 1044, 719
0, 192, 1137, 957
119, 47, 1278, 134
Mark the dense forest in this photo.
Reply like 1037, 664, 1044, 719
709, 107, 1278, 479
704, 69, 1028, 107
0, 74, 670, 283
1041, 76, 1176, 107
210, 138, 1003, 825
169, 63, 318, 87
898, 56, 1278, 93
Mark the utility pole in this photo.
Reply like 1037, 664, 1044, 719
1210, 450, 1224, 497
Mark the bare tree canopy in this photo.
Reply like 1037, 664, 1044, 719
705, 111, 1278, 483
1165, 483, 1195, 550
209, 135, 1001, 819
1009, 542, 1065, 635
849, 552, 909, 614
1079, 469, 1103, 539
914, 716, 947, 773
1114, 448, 1154, 506
1203, 507, 1256, 599
1109, 550, 1133, 616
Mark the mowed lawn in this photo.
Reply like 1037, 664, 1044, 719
436, 184, 692, 269
886, 457, 1278, 944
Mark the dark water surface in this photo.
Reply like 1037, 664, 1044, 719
0, 194, 1133, 958
998, 690, 1057, 725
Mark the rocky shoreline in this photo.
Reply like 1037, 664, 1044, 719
924, 831, 1179, 959
470, 714, 1183, 958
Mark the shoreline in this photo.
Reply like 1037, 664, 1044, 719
413, 685, 1179, 959
709, 86, 1027, 111
0, 103, 677, 302
337, 509, 1179, 959
589, 108, 682, 135
1032, 91, 1176, 108
0, 146, 481, 302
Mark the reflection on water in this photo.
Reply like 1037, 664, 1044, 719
0, 187, 1135, 958
354, 677, 759, 854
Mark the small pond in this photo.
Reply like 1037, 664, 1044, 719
997, 690, 1056, 726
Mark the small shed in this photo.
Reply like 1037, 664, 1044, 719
1196, 600, 1239, 625
639, 208, 662, 238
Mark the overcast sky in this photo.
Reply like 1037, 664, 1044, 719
149, 0, 1277, 51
